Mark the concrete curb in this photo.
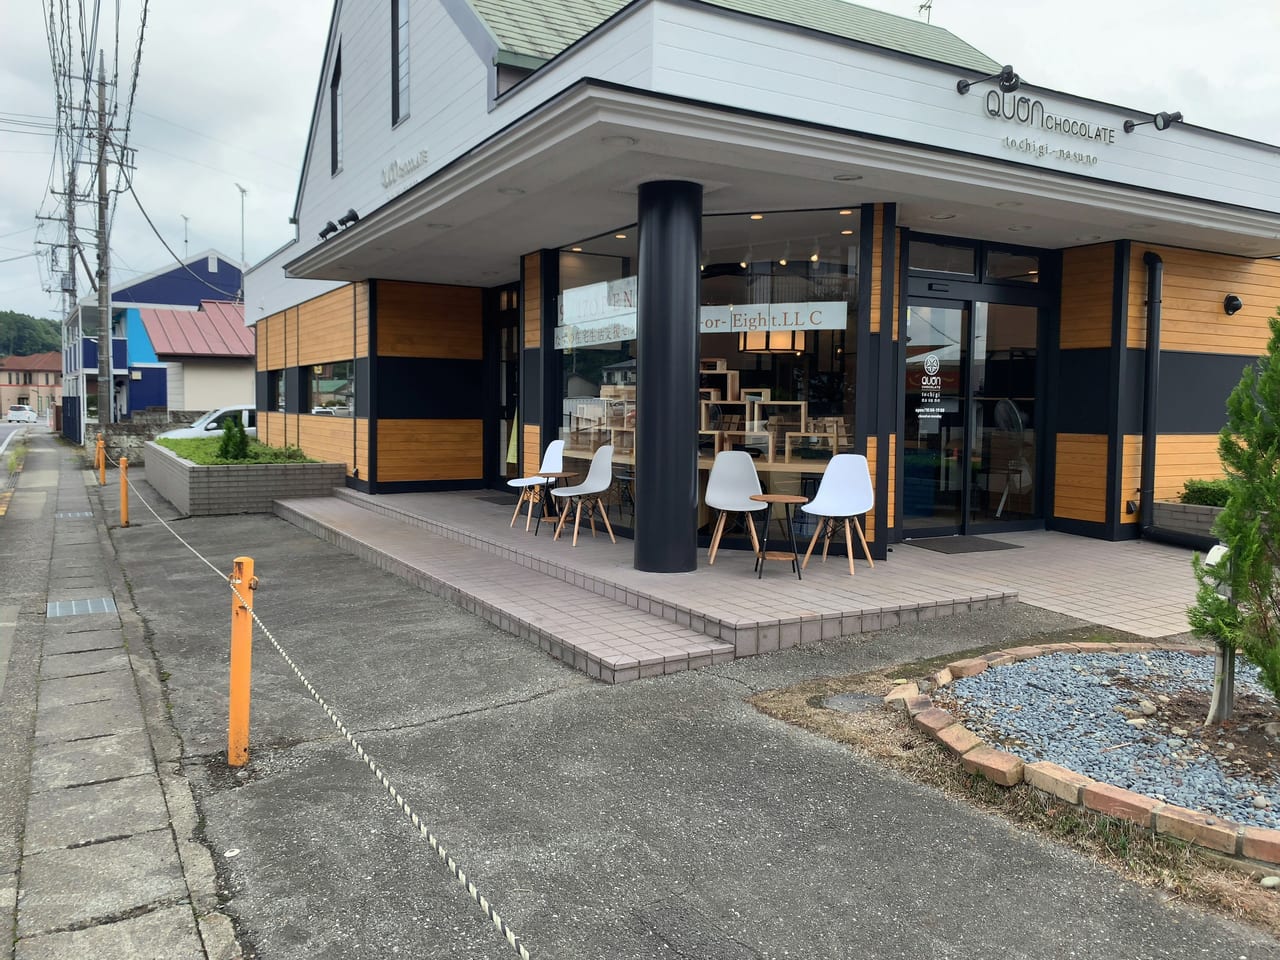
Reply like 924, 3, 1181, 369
886, 641, 1280, 871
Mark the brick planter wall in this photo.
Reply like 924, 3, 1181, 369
145, 441, 346, 516
1151, 500, 1222, 547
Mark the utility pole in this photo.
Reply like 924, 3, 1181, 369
234, 183, 247, 302
95, 50, 112, 428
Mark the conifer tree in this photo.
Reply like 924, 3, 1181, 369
1188, 311, 1280, 721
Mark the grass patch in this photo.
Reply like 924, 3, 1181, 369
156, 437, 315, 466
748, 625, 1280, 936
7, 439, 27, 474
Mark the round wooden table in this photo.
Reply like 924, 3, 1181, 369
749, 493, 808, 580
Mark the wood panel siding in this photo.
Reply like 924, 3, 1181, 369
865, 434, 878, 541
523, 253, 542, 350
1054, 433, 1108, 523
523, 423, 541, 477
1127, 244, 1280, 354
297, 286, 359, 367
1119, 434, 1142, 526
1060, 244, 1115, 350
1155, 433, 1222, 502
377, 281, 483, 359
869, 212, 884, 335
377, 419, 483, 482
354, 282, 369, 358
296, 416, 360, 477
258, 411, 367, 479
886, 435, 896, 532
260, 314, 286, 371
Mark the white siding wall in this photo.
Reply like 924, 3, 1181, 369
245, 245, 346, 327
166, 362, 185, 410
647, 2, 1278, 214
180, 360, 255, 412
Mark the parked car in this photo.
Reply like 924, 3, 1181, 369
157, 405, 257, 440
6, 404, 37, 423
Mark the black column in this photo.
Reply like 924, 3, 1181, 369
635, 180, 701, 572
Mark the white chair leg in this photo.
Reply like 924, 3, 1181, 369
510, 489, 526, 527
571, 500, 584, 546
554, 499, 571, 540
744, 511, 761, 558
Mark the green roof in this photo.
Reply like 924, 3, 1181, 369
468, 0, 999, 72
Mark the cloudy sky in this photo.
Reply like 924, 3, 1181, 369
1, 0, 1277, 322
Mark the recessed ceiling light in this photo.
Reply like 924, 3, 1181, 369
929, 213, 957, 221
614, 233, 628, 240
838, 209, 854, 216
749, 214, 764, 220
1007, 225, 1031, 232
601, 135, 638, 147
570, 247, 583, 252
833, 174, 863, 182
810, 252, 819, 262
996, 200, 1023, 208
778, 258, 788, 266
840, 229, 853, 235
498, 187, 525, 196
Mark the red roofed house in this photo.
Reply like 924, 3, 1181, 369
0, 352, 62, 420
128, 299, 255, 413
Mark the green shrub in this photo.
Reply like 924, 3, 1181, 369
215, 416, 250, 460
158, 437, 315, 466
1179, 478, 1230, 507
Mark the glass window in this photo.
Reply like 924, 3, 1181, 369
909, 239, 975, 276
391, 1, 409, 125
268, 370, 286, 413
330, 49, 343, 175
556, 208, 860, 537
306, 361, 353, 414
985, 249, 1040, 283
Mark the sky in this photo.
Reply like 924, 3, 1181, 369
0, 0, 1277, 323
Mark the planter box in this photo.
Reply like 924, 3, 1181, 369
145, 441, 346, 516
1150, 500, 1222, 549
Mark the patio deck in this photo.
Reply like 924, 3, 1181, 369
274, 488, 1200, 683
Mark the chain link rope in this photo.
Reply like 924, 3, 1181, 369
98, 444, 535, 959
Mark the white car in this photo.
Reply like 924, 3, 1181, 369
6, 404, 37, 423
157, 405, 257, 440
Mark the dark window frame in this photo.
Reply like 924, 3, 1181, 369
330, 48, 343, 175
391, 0, 409, 126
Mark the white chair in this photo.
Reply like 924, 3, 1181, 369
703, 450, 766, 564
507, 440, 564, 532
552, 445, 616, 546
800, 453, 875, 576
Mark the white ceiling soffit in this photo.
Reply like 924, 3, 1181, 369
287, 85, 1280, 287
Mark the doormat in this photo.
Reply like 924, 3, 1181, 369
906, 536, 1022, 555
475, 493, 520, 506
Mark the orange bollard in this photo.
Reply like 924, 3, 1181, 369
96, 434, 106, 485
227, 556, 255, 767
119, 456, 129, 527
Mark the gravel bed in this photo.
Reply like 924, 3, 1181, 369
942, 650, 1280, 830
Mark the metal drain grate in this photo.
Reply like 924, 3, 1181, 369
55, 511, 94, 519
46, 597, 118, 618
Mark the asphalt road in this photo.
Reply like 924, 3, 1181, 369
102, 479, 1280, 960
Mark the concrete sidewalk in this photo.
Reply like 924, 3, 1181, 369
80, 462, 1280, 959
0, 428, 237, 960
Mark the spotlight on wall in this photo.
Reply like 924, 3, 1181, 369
956, 64, 1020, 95
1123, 110, 1183, 134
337, 208, 360, 227
1224, 294, 1243, 316
318, 221, 338, 240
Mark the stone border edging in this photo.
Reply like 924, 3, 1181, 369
883, 641, 1280, 869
